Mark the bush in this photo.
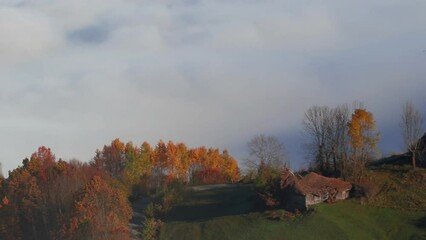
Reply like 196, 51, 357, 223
141, 218, 163, 240
265, 209, 295, 221
145, 203, 156, 219
352, 178, 380, 201
191, 169, 227, 185
152, 181, 185, 216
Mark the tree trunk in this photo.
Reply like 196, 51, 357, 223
412, 150, 416, 169
332, 155, 337, 177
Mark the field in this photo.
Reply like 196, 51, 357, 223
159, 184, 426, 240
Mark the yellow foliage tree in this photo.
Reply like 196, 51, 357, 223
347, 109, 380, 181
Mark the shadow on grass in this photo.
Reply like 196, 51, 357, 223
164, 184, 265, 222
411, 216, 426, 229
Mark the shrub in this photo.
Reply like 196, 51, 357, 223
191, 169, 227, 185
265, 209, 294, 221
352, 178, 379, 201
141, 218, 163, 240
145, 203, 156, 219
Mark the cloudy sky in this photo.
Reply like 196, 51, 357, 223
1, 0, 426, 175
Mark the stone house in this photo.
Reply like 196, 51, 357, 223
280, 171, 352, 211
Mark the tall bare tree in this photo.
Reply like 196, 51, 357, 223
401, 101, 424, 169
302, 105, 332, 173
328, 105, 350, 177
246, 134, 288, 175
302, 104, 353, 177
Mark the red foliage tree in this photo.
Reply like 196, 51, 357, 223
65, 176, 132, 240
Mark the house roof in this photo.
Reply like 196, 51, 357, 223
294, 172, 352, 196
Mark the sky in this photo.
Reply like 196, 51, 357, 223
1, 0, 426, 176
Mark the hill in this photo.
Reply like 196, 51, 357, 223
158, 180, 426, 240
366, 165, 426, 210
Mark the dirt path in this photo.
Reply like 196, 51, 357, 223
188, 183, 246, 192
129, 197, 153, 239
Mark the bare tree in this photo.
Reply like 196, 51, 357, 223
0, 162, 3, 178
302, 105, 333, 174
328, 104, 350, 177
246, 134, 288, 174
302, 104, 351, 177
401, 101, 424, 169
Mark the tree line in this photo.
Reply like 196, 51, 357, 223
0, 139, 240, 239
302, 100, 423, 181
244, 101, 424, 184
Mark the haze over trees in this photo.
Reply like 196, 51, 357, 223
245, 134, 288, 182
246, 135, 288, 170
1, 99, 425, 239
401, 101, 424, 169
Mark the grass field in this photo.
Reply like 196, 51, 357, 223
159, 184, 426, 240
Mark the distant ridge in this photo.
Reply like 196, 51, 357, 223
370, 133, 426, 168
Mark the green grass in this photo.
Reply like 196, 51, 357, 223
159, 184, 426, 240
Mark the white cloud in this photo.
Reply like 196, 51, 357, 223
0, 7, 64, 66
212, 6, 337, 50
1, 0, 426, 174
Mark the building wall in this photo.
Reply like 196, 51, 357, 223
336, 190, 350, 200
306, 194, 323, 206
306, 190, 350, 207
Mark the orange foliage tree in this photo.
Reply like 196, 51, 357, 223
93, 138, 126, 177
348, 109, 380, 181
190, 147, 240, 184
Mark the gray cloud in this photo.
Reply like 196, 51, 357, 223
68, 25, 110, 45
1, 0, 426, 175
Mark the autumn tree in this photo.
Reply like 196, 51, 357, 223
6, 162, 43, 239
137, 142, 157, 194
189, 147, 207, 182
151, 140, 168, 189
0, 193, 21, 240
400, 101, 424, 169
348, 108, 380, 181
93, 138, 126, 177
1, 147, 60, 239
166, 141, 191, 182
1, 139, 240, 239
221, 150, 240, 182
65, 176, 132, 240
0, 147, 128, 240
167, 142, 191, 182
188, 146, 240, 184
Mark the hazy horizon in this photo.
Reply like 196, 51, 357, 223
1, 0, 426, 175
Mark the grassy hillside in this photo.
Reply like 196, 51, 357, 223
366, 165, 426, 210
159, 183, 426, 240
